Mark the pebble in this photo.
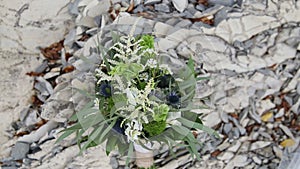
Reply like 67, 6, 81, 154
233, 155, 249, 167
172, 0, 188, 13
250, 141, 272, 151
144, 0, 161, 5
228, 141, 241, 152
279, 124, 295, 139
217, 151, 234, 161
11, 142, 30, 160
252, 156, 262, 165
223, 123, 233, 135
154, 4, 170, 13
275, 108, 284, 118
195, 4, 206, 11
110, 156, 119, 169
217, 140, 230, 151
208, 0, 235, 6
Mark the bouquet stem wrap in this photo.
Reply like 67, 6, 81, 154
134, 142, 154, 168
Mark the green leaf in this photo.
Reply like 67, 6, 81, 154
97, 118, 117, 144
116, 138, 129, 156
172, 125, 191, 137
76, 129, 85, 150
196, 76, 210, 81
185, 133, 201, 160
140, 35, 154, 49
56, 129, 76, 144
72, 87, 95, 99
62, 123, 84, 131
187, 57, 195, 77
79, 125, 104, 154
69, 113, 78, 121
111, 31, 120, 43
177, 118, 219, 138
106, 135, 118, 155
126, 142, 134, 166
181, 111, 202, 124
153, 104, 169, 122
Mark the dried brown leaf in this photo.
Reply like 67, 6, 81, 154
26, 72, 44, 77
211, 150, 222, 157
62, 65, 75, 73
127, 0, 134, 13
198, 0, 209, 6
40, 40, 64, 60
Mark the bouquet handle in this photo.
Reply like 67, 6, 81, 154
134, 142, 154, 168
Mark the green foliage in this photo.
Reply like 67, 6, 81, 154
153, 104, 169, 122
143, 120, 167, 137
109, 62, 143, 80
57, 29, 219, 168
139, 35, 154, 49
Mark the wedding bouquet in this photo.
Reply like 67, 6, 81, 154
58, 22, 218, 168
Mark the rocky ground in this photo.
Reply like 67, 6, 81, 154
1, 0, 300, 169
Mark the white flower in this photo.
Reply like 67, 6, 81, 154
125, 120, 143, 142
94, 98, 100, 107
146, 58, 157, 68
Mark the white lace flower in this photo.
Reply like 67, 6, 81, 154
146, 58, 157, 68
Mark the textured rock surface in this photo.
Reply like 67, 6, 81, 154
0, 0, 72, 159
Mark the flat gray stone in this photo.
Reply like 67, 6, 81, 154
208, 0, 235, 6
154, 4, 170, 13
144, 0, 161, 5
11, 142, 30, 160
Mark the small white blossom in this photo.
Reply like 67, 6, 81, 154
146, 59, 157, 68
94, 98, 100, 107
125, 120, 143, 142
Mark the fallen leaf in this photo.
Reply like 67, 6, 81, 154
65, 52, 73, 61
280, 139, 295, 147
15, 131, 30, 137
290, 125, 300, 131
211, 150, 222, 157
127, 0, 134, 13
188, 15, 214, 25
35, 119, 48, 128
229, 113, 239, 119
137, 12, 154, 19
78, 34, 91, 41
246, 124, 260, 133
30, 95, 43, 108
40, 40, 64, 60
198, 0, 209, 6
26, 72, 44, 77
261, 111, 273, 122
62, 65, 75, 73
192, 131, 198, 138
267, 63, 277, 70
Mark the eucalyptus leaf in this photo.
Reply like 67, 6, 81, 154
105, 135, 118, 155
126, 142, 134, 166
79, 125, 104, 154
56, 129, 76, 144
178, 118, 219, 138
72, 87, 95, 99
